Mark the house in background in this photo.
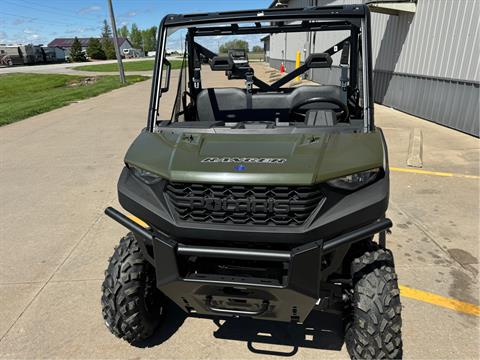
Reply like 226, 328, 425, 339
48, 37, 135, 58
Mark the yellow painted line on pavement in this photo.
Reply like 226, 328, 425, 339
399, 285, 480, 317
127, 214, 149, 228
390, 167, 480, 180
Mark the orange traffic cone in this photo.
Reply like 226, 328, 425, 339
280, 62, 285, 73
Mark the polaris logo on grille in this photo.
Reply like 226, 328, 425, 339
201, 157, 287, 164
187, 197, 289, 214
166, 182, 324, 226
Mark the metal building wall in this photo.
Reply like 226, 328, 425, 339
268, 0, 480, 136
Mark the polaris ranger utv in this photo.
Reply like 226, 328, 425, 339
226, 49, 249, 79
102, 4, 402, 359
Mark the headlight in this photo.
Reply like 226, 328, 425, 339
128, 165, 163, 184
327, 168, 380, 190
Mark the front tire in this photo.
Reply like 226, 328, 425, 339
345, 248, 403, 359
101, 232, 164, 344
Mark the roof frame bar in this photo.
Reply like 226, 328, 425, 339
191, 21, 354, 37
163, 5, 367, 27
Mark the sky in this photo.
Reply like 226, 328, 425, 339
0, 0, 272, 49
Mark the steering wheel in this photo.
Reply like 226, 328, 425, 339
289, 97, 349, 122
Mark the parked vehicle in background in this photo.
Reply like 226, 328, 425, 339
32, 46, 45, 63
40, 46, 56, 63
226, 48, 250, 79
123, 48, 143, 59
0, 44, 65, 65
0, 53, 14, 67
228, 48, 249, 66
18, 45, 36, 64
42, 46, 66, 63
0, 45, 35, 65
0, 46, 23, 66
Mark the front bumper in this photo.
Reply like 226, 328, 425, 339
105, 207, 391, 322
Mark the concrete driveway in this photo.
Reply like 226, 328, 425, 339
0, 71, 478, 359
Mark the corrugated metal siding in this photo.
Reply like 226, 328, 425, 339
370, 0, 480, 82
279, 0, 480, 82
269, 31, 309, 60
268, 0, 480, 135
374, 72, 479, 135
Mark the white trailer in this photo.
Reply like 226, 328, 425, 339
17, 45, 36, 64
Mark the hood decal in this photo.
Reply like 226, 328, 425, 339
201, 157, 287, 164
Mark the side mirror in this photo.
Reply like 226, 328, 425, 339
161, 58, 171, 93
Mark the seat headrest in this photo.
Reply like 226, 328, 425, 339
210, 56, 234, 71
305, 53, 332, 69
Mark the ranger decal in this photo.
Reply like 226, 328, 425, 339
201, 157, 287, 164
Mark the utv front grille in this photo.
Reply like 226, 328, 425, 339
165, 182, 325, 226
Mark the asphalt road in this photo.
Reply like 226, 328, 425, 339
0, 66, 478, 359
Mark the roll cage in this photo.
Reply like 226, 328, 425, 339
148, 4, 374, 132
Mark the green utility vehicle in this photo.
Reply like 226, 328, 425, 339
226, 48, 249, 79
102, 5, 402, 359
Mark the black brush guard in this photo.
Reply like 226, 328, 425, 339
105, 207, 391, 322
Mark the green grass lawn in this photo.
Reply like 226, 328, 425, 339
0, 73, 148, 126
248, 52, 266, 61
72, 59, 184, 72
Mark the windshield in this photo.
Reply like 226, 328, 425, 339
152, 10, 370, 132
229, 50, 247, 59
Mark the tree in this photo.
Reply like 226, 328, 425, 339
101, 19, 112, 38
252, 45, 263, 53
142, 26, 157, 53
70, 36, 86, 62
86, 38, 106, 60
117, 25, 129, 38
130, 23, 143, 50
101, 20, 116, 59
219, 39, 249, 53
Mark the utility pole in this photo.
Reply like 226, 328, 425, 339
107, 0, 126, 83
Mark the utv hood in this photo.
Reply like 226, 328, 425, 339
124, 130, 385, 185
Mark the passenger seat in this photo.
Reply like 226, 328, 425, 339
196, 88, 247, 121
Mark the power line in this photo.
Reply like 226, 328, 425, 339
11, 0, 104, 21
0, 11, 103, 28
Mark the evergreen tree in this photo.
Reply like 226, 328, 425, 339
130, 23, 143, 50
101, 19, 112, 38
118, 25, 129, 38
101, 19, 116, 59
86, 38, 106, 60
70, 36, 86, 62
